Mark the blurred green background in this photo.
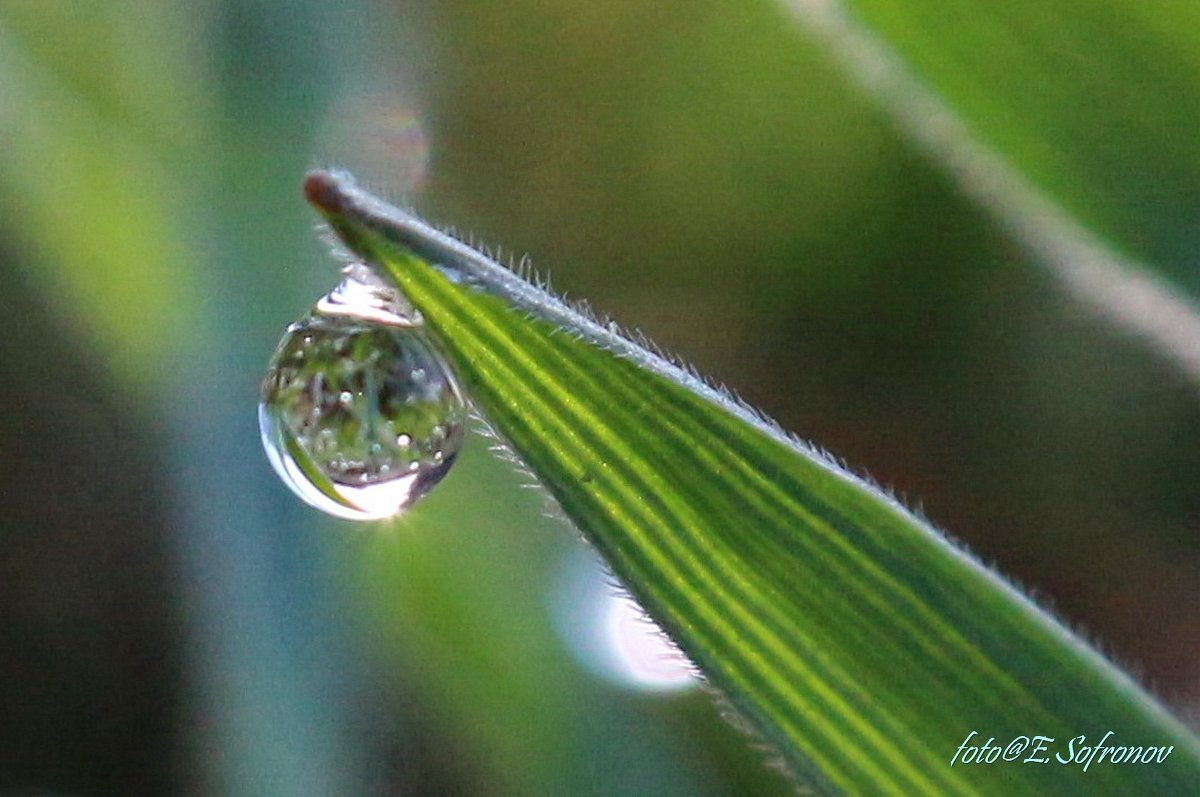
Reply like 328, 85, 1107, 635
1, 1, 1197, 795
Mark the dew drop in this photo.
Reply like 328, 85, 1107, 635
259, 267, 467, 521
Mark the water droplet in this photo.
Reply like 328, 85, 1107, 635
259, 268, 467, 521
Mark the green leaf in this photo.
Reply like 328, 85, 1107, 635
0, 7, 208, 387
801, 0, 1200, 282
306, 170, 1200, 795
780, 0, 1200, 383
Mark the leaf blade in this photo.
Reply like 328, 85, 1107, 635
307, 170, 1200, 795
779, 0, 1200, 385
821, 0, 1200, 285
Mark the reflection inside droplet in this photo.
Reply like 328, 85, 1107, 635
259, 268, 467, 521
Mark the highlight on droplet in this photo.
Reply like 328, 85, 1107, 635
551, 548, 698, 694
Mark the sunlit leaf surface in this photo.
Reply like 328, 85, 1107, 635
308, 170, 1200, 795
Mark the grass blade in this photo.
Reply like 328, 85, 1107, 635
306, 170, 1200, 795
781, 0, 1200, 387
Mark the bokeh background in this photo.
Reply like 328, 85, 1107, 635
1, 1, 1198, 795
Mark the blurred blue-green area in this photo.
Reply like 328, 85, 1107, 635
1, 1, 1197, 795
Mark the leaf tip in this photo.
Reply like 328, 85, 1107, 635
303, 169, 349, 216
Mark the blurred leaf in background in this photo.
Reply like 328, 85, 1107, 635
0, 0, 1197, 795
790, 0, 1200, 291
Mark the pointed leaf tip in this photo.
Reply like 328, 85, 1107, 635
303, 169, 348, 215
